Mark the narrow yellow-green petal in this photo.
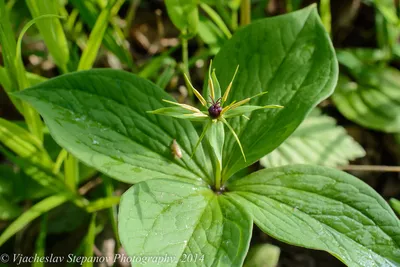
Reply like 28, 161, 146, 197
221, 117, 246, 162
208, 60, 215, 100
162, 99, 202, 113
183, 73, 207, 106
222, 65, 239, 103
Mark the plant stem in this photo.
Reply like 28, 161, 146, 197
181, 33, 192, 97
286, 0, 293, 12
64, 153, 79, 192
320, 0, 331, 35
240, 0, 251, 26
339, 165, 400, 172
124, 0, 141, 38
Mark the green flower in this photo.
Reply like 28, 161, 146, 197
148, 62, 283, 161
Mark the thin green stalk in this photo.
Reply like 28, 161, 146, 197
231, 9, 238, 30
240, 0, 251, 26
78, 0, 117, 70
0, 0, 44, 141
199, 3, 232, 38
124, 0, 141, 37
320, 0, 331, 35
181, 34, 192, 97
83, 214, 97, 267
53, 149, 68, 174
33, 214, 47, 267
103, 177, 121, 250
64, 153, 79, 192
286, 0, 293, 12
215, 0, 233, 30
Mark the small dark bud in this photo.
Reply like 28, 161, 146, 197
208, 103, 222, 118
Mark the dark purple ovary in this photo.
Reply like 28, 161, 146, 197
208, 103, 222, 118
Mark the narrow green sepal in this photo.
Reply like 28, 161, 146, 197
211, 69, 221, 99
147, 107, 208, 121
221, 117, 246, 162
223, 105, 283, 119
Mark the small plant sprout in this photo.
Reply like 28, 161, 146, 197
149, 62, 284, 161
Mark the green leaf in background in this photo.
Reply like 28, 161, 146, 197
118, 179, 252, 267
0, 196, 22, 221
69, 0, 133, 68
0, 194, 68, 247
260, 109, 365, 168
244, 244, 280, 267
333, 67, 400, 133
197, 16, 225, 55
0, 164, 51, 203
211, 5, 338, 180
365, 0, 399, 25
77, 0, 117, 70
0, 118, 52, 168
165, 0, 199, 35
390, 198, 400, 216
227, 165, 400, 267
26, 0, 70, 71
14, 69, 213, 185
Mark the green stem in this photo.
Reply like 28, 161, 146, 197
64, 153, 79, 192
320, 0, 331, 35
215, 160, 222, 191
103, 177, 121, 250
124, 0, 141, 38
286, 0, 293, 12
240, 0, 251, 26
231, 9, 238, 30
181, 34, 192, 97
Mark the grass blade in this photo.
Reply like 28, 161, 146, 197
26, 0, 69, 72
77, 0, 118, 70
0, 194, 68, 247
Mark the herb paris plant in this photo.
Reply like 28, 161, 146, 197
13, 6, 400, 267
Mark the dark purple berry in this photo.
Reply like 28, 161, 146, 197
208, 103, 222, 118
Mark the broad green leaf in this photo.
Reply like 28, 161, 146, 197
227, 165, 400, 267
165, 0, 199, 35
211, 6, 338, 180
260, 109, 365, 167
14, 69, 213, 184
0, 194, 68, 246
118, 179, 252, 267
26, 0, 70, 71
333, 67, 400, 132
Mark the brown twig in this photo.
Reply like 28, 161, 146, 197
78, 177, 103, 195
339, 165, 400, 172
